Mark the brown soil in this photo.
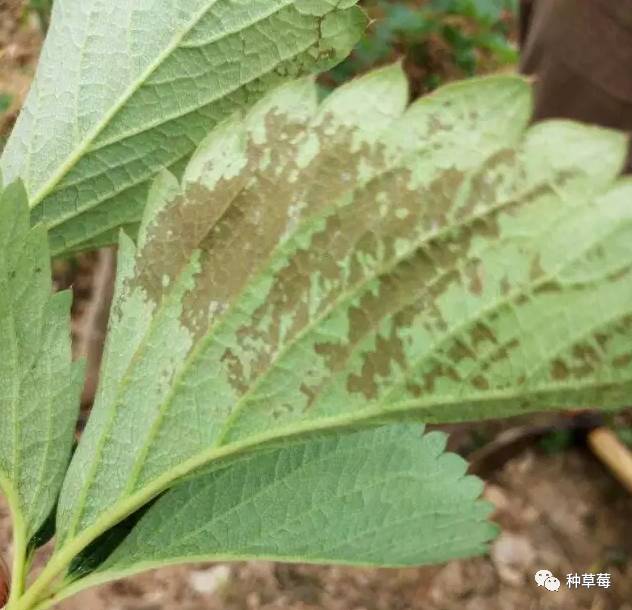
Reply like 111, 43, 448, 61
1, 2, 632, 610
0, 0, 41, 144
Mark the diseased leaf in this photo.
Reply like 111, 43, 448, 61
0, 181, 83, 546
75, 425, 494, 585
56, 65, 632, 568
0, 0, 366, 256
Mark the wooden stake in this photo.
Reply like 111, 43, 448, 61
587, 427, 632, 495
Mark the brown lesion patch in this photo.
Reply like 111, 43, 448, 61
421, 360, 461, 394
456, 148, 517, 222
549, 342, 602, 382
487, 337, 520, 365
443, 333, 522, 394
548, 315, 632, 383
471, 374, 490, 391
299, 382, 319, 409
180, 111, 390, 344
179, 113, 312, 337
613, 353, 632, 369
220, 347, 246, 392
469, 322, 498, 349
346, 315, 410, 401
419, 167, 465, 232
550, 358, 570, 381
566, 342, 602, 379
448, 339, 475, 364
131, 175, 248, 314
464, 258, 484, 296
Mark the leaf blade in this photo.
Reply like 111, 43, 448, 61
0, 0, 366, 256
81, 425, 496, 580
0, 181, 83, 542
56, 67, 632, 562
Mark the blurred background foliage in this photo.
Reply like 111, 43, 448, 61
26, 0, 53, 31
326, 0, 518, 97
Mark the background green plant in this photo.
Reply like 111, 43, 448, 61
327, 0, 517, 93
25, 0, 53, 31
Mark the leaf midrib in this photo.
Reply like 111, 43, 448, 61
208, 179, 578, 445
54, 369, 631, 581
91, 113, 418, 508
120, 160, 589, 500
60, 252, 204, 543
5, 306, 20, 493
26, 358, 620, 609
63, 99, 320, 538
50, 527, 488, 609
370, 207, 632, 408
28, 0, 296, 211
173, 445, 411, 545
144, 182, 632, 487
41, 28, 330, 235
177, 471, 461, 547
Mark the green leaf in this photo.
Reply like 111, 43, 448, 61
75, 425, 494, 585
0, 0, 366, 256
53, 65, 632, 579
0, 181, 83, 560
0, 94, 12, 114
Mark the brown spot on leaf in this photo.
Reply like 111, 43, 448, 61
448, 339, 475, 363
551, 358, 570, 381
568, 342, 601, 378
464, 259, 484, 295
613, 353, 632, 369
469, 322, 498, 349
457, 149, 517, 222
220, 347, 246, 393
300, 382, 319, 409
133, 179, 244, 315
529, 254, 545, 281
594, 332, 609, 349
421, 361, 461, 394
421, 168, 464, 232
347, 325, 408, 400
471, 374, 490, 390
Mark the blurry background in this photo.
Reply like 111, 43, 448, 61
1, 1, 632, 609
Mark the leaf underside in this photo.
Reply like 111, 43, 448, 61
86, 425, 495, 582
0, 181, 82, 543
0, 0, 366, 256
56, 65, 632, 575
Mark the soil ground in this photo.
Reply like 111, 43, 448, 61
1, 2, 632, 609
